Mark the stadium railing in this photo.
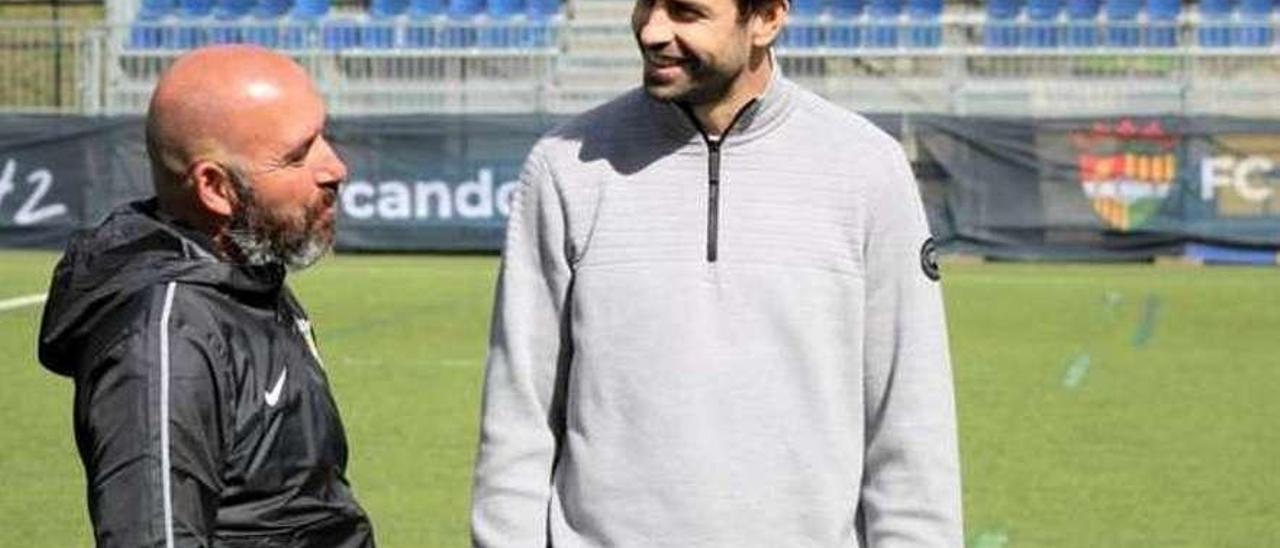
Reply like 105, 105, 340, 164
6, 8, 1280, 117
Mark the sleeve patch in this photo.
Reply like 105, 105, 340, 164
920, 238, 941, 281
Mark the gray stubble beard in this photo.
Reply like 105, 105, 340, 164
223, 165, 333, 271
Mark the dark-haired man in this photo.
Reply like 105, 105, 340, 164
471, 0, 963, 545
38, 45, 375, 547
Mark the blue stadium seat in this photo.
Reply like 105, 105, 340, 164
280, 0, 329, 48
480, 0, 524, 47
130, 0, 175, 49
409, 0, 446, 17
360, 18, 398, 48
361, 0, 407, 48
403, 0, 444, 46
449, 0, 485, 18
867, 0, 901, 48
1024, 0, 1062, 48
370, 0, 409, 17
1144, 0, 1180, 47
406, 0, 447, 47
129, 19, 169, 49
525, 0, 557, 18
280, 23, 316, 49
1198, 0, 1234, 47
1238, 0, 1274, 47
984, 0, 1021, 48
1065, 0, 1100, 47
243, 23, 281, 48
171, 0, 215, 48
442, 0, 485, 48
779, 0, 821, 48
255, 0, 293, 17
322, 18, 360, 49
241, 0, 293, 47
487, 0, 522, 18
906, 0, 942, 48
826, 0, 864, 48
523, 0, 561, 47
178, 0, 215, 17
1104, 0, 1142, 47
140, 0, 177, 19
292, 0, 329, 18
206, 0, 254, 44
213, 0, 254, 19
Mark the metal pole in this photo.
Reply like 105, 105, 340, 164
52, 0, 64, 108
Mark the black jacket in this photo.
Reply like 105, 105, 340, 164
38, 200, 375, 548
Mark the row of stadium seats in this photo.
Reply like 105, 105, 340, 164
984, 0, 1279, 48
130, 0, 562, 49
129, 0, 1280, 51
135, 0, 561, 20
129, 20, 558, 49
779, 0, 943, 47
777, 0, 1280, 49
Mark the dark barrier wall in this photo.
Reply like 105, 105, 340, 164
918, 116, 1280, 259
3, 114, 1279, 258
327, 115, 565, 250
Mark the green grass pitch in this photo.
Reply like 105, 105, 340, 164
2, 250, 1278, 546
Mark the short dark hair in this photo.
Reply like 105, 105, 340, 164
735, 0, 783, 20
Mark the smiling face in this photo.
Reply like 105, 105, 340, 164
632, 0, 756, 105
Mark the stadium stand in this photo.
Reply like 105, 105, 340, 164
778, 0, 821, 49
867, 0, 902, 47
1238, 0, 1275, 47
125, 0, 563, 50
1024, 0, 1061, 48
1104, 0, 1141, 47
1198, 0, 1233, 47
4, 0, 1273, 117
984, 0, 1020, 48
906, 0, 942, 48
826, 0, 863, 48
1066, 0, 1102, 47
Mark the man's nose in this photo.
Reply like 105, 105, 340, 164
634, 3, 674, 47
312, 135, 347, 187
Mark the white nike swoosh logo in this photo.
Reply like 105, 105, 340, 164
264, 368, 287, 407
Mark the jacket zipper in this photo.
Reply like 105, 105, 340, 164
706, 137, 722, 262
681, 99, 758, 263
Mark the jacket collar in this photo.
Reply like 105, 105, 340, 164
648, 54, 795, 148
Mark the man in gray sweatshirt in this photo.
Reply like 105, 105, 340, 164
471, 0, 962, 545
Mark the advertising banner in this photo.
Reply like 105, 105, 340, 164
4, 113, 1278, 259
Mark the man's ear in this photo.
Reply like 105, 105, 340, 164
189, 160, 236, 218
750, 0, 788, 48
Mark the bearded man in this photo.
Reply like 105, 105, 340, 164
470, 0, 963, 545
38, 45, 375, 548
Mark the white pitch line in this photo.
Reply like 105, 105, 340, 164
0, 293, 48, 312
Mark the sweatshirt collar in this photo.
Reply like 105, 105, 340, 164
649, 53, 794, 148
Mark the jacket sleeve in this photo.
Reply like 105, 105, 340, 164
471, 146, 574, 547
859, 145, 964, 547
76, 285, 227, 548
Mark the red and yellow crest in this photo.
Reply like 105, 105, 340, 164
1072, 119, 1177, 231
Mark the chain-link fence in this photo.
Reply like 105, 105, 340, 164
0, 21, 98, 113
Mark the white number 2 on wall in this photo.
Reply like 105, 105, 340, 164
0, 158, 68, 226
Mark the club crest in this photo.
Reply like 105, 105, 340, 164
1072, 119, 1178, 232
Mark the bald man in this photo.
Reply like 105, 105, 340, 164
38, 46, 375, 547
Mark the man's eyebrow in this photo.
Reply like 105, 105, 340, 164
668, 0, 708, 12
286, 132, 319, 160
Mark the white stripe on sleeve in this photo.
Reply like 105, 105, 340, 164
159, 282, 177, 548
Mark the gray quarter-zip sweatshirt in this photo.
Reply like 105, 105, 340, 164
472, 71, 962, 548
